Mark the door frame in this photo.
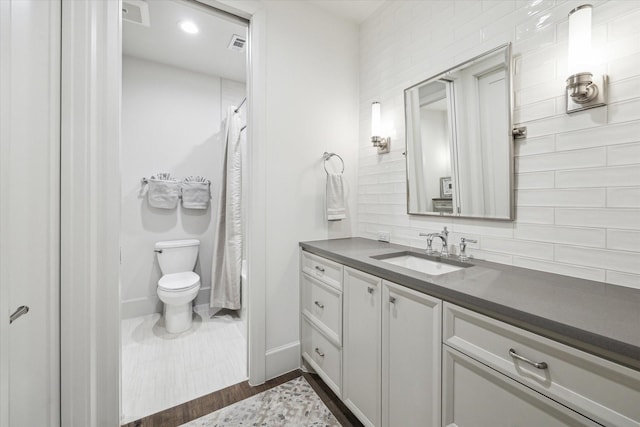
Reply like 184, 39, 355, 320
60, 0, 267, 424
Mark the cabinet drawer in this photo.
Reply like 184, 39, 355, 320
301, 273, 342, 344
442, 345, 600, 427
301, 251, 343, 290
301, 316, 341, 397
443, 302, 640, 427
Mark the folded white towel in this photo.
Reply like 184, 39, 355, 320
182, 179, 211, 209
147, 178, 181, 209
326, 173, 346, 221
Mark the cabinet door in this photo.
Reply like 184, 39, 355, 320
343, 267, 381, 427
382, 281, 441, 427
442, 345, 601, 427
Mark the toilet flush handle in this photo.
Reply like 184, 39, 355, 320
154, 249, 163, 253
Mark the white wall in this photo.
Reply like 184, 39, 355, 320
121, 56, 245, 318
260, 0, 360, 378
358, 1, 640, 288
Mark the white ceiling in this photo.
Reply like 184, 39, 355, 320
308, 0, 386, 23
123, 0, 247, 82
122, 0, 385, 80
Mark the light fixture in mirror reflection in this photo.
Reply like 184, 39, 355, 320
371, 102, 390, 154
404, 43, 513, 220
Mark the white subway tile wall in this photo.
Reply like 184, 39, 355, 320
358, 0, 640, 289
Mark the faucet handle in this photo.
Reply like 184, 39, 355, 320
459, 237, 478, 261
419, 232, 434, 255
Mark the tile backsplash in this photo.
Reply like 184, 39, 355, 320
357, 1, 640, 288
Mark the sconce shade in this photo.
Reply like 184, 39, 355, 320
568, 4, 592, 75
371, 102, 381, 137
565, 4, 606, 113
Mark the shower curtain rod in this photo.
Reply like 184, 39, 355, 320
235, 97, 247, 113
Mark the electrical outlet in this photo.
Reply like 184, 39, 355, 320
378, 231, 390, 242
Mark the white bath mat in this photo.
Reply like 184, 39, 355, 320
180, 376, 340, 426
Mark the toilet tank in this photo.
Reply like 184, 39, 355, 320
155, 239, 200, 275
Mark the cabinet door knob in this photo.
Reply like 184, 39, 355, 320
389, 296, 396, 304
315, 347, 325, 357
509, 348, 548, 370
314, 265, 325, 273
367, 286, 374, 294
314, 300, 324, 309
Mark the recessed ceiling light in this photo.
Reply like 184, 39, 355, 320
178, 20, 199, 35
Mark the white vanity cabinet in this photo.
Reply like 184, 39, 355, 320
342, 266, 442, 427
443, 302, 640, 427
300, 247, 640, 427
382, 281, 441, 427
442, 345, 601, 427
300, 251, 343, 397
343, 266, 382, 427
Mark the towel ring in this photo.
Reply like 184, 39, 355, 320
323, 152, 344, 174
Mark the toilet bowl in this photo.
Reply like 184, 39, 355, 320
155, 239, 201, 333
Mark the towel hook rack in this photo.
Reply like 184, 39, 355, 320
234, 97, 247, 113
323, 152, 344, 174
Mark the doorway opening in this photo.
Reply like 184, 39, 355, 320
119, 1, 249, 423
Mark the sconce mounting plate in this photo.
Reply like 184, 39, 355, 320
377, 138, 390, 154
372, 136, 390, 154
566, 74, 608, 114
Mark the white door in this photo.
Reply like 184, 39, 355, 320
342, 267, 381, 427
477, 68, 509, 218
382, 281, 441, 427
0, 1, 61, 426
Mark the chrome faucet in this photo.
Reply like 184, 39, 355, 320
419, 227, 450, 257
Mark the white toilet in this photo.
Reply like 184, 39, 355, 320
155, 239, 201, 333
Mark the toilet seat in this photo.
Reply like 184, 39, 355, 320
158, 272, 200, 292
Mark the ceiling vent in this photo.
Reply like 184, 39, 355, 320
122, 0, 150, 27
228, 35, 246, 52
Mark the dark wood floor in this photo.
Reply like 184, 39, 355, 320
122, 369, 363, 427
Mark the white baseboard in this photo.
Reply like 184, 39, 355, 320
121, 287, 211, 319
194, 287, 211, 307
265, 341, 300, 381
120, 296, 162, 319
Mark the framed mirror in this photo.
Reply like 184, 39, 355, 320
404, 43, 514, 220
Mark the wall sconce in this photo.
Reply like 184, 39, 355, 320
371, 102, 390, 154
566, 4, 607, 114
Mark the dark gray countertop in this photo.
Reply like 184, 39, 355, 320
300, 237, 640, 371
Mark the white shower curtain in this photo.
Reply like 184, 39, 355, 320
210, 106, 243, 310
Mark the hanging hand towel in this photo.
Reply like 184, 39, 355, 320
182, 176, 211, 209
326, 173, 346, 221
147, 174, 181, 209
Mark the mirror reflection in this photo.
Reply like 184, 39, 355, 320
405, 44, 513, 220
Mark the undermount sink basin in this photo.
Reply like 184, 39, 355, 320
372, 251, 469, 276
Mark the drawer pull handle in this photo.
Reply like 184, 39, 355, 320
367, 286, 374, 294
389, 296, 396, 304
509, 348, 548, 370
315, 347, 325, 357
314, 301, 324, 309
314, 265, 325, 273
